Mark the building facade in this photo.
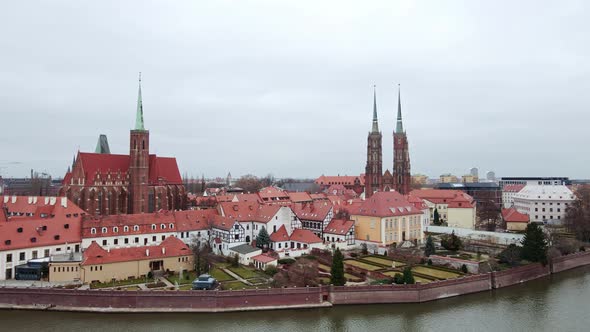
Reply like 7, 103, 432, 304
513, 184, 575, 224
59, 76, 185, 216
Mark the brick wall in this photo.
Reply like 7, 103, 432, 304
551, 251, 590, 273
491, 263, 550, 289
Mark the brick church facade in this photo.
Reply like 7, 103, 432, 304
60, 76, 186, 216
364, 85, 411, 197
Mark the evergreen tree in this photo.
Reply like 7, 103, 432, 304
330, 248, 346, 286
256, 226, 271, 249
402, 267, 415, 284
424, 235, 436, 257
433, 208, 441, 225
441, 231, 463, 251
521, 223, 548, 264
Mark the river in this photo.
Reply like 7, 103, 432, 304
2, 265, 590, 332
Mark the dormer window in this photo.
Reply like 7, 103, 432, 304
30, 237, 37, 243
124, 226, 129, 232
64, 224, 70, 229
91, 228, 97, 234
113, 226, 118, 233
42, 225, 47, 231
133, 225, 139, 231
169, 223, 174, 229
5, 240, 11, 245
17, 227, 23, 233
101, 227, 107, 234
151, 224, 156, 230
54, 235, 60, 240
161, 224, 166, 230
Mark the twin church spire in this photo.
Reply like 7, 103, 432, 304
369, 84, 404, 133
135, 72, 145, 131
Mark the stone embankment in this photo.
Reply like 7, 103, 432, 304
1, 251, 590, 312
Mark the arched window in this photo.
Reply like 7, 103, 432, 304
101, 227, 107, 234
142, 140, 145, 150
133, 225, 139, 231
113, 226, 118, 233
151, 224, 156, 230
91, 228, 96, 235
124, 226, 129, 232
169, 223, 174, 229
161, 224, 166, 230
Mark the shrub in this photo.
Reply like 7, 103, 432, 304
461, 264, 468, 273
393, 273, 404, 284
361, 243, 368, 255
420, 258, 426, 264
441, 231, 463, 251
147, 271, 153, 279
402, 267, 415, 284
278, 258, 296, 265
231, 254, 240, 268
264, 265, 279, 276
581, 246, 586, 252
349, 252, 358, 258
498, 244, 522, 267
427, 259, 433, 266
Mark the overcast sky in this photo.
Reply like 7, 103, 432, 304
1, 1, 589, 180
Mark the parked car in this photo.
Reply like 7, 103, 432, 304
192, 274, 218, 290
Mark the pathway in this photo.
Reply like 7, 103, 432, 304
221, 268, 253, 286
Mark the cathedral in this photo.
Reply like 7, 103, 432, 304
60, 75, 186, 216
364, 85, 411, 197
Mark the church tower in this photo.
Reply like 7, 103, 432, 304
129, 73, 150, 213
393, 85, 411, 195
365, 86, 383, 198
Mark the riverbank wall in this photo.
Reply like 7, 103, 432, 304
1, 251, 590, 312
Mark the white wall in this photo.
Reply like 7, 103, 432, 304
1, 242, 81, 280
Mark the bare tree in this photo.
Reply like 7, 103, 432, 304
565, 185, 590, 242
477, 200, 501, 231
234, 174, 263, 193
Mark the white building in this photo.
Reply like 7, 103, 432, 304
502, 184, 525, 208
513, 184, 575, 224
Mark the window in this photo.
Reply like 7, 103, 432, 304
151, 224, 156, 230
64, 223, 70, 229
135, 237, 139, 243
124, 238, 129, 244
44, 249, 50, 257
19, 252, 25, 261
6, 254, 12, 263
161, 224, 166, 230
102, 240, 107, 246
114, 239, 119, 245
102, 227, 107, 234
91, 228, 97, 235
162, 235, 165, 240
152, 236, 156, 242
169, 223, 174, 229
134, 225, 139, 231
124, 226, 129, 232
113, 227, 118, 233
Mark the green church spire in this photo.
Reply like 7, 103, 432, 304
135, 72, 145, 131
395, 84, 404, 133
371, 85, 379, 133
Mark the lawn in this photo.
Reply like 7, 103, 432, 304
382, 271, 434, 284
90, 277, 146, 289
210, 266, 235, 282
343, 259, 383, 271
228, 266, 264, 279
362, 256, 406, 268
412, 266, 461, 280
221, 281, 257, 290
318, 277, 331, 285
318, 264, 331, 272
247, 277, 269, 285
166, 271, 197, 285
178, 284, 193, 291
344, 273, 363, 282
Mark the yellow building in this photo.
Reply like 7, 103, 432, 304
351, 191, 424, 245
410, 189, 477, 229
49, 237, 193, 283
412, 174, 429, 186
440, 174, 459, 183
461, 175, 479, 183
502, 208, 529, 232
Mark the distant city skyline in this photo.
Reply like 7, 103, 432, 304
2, 1, 589, 179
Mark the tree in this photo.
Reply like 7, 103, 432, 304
234, 174, 263, 193
272, 258, 318, 287
521, 223, 548, 264
190, 236, 211, 275
402, 267, 415, 284
424, 235, 436, 257
231, 253, 240, 268
564, 185, 590, 242
334, 208, 350, 220
393, 273, 404, 284
361, 243, 368, 255
260, 174, 275, 187
498, 244, 522, 267
433, 208, 441, 225
330, 248, 346, 286
477, 200, 501, 231
256, 226, 270, 249
441, 231, 463, 251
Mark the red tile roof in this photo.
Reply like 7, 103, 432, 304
2, 196, 86, 217
292, 201, 333, 221
502, 208, 530, 223
503, 184, 526, 193
82, 236, 190, 265
0, 213, 82, 251
73, 152, 181, 186
270, 225, 289, 242
258, 186, 289, 200
289, 229, 322, 244
252, 254, 277, 264
353, 191, 420, 217
218, 202, 283, 223
409, 189, 475, 208
324, 219, 354, 235
315, 175, 364, 186
286, 191, 313, 203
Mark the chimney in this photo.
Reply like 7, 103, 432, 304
107, 247, 110, 253
146, 249, 150, 256
162, 247, 166, 255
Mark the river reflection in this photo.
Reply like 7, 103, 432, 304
2, 265, 590, 332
